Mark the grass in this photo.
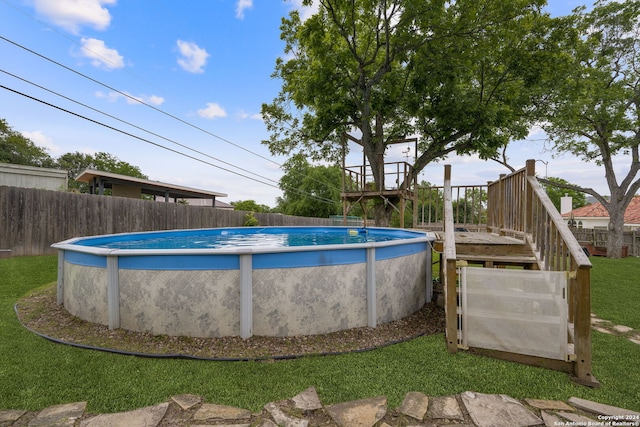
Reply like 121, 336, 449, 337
0, 255, 639, 414
589, 256, 640, 329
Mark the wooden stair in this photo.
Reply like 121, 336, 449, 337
434, 231, 541, 270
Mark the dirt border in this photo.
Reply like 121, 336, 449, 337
15, 284, 446, 360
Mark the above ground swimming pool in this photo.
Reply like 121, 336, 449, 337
52, 226, 435, 339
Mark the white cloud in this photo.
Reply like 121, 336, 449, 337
79, 37, 124, 69
236, 0, 253, 19
146, 95, 165, 106
96, 91, 165, 106
287, 0, 319, 21
33, 0, 116, 34
198, 102, 227, 119
21, 130, 61, 155
237, 109, 262, 120
176, 40, 209, 74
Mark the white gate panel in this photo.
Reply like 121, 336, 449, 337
461, 268, 568, 361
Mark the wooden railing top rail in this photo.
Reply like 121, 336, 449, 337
527, 175, 591, 268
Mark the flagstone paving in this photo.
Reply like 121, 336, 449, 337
2, 387, 638, 427
590, 313, 640, 346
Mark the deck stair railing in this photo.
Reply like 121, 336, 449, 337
441, 160, 597, 387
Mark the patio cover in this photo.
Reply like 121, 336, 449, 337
76, 168, 228, 206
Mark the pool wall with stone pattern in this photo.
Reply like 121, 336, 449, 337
53, 227, 434, 339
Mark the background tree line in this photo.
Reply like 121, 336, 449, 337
1, 118, 146, 193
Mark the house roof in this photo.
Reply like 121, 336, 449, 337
76, 169, 227, 200
562, 196, 640, 224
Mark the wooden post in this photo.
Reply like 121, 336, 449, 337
341, 137, 347, 226
443, 165, 458, 353
413, 174, 418, 228
445, 258, 458, 353
498, 174, 506, 235
573, 265, 598, 386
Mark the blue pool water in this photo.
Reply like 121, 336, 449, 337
74, 227, 415, 250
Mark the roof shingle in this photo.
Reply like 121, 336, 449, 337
562, 196, 640, 224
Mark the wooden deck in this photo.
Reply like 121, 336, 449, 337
433, 231, 540, 269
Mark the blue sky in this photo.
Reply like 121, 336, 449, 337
1, 0, 623, 207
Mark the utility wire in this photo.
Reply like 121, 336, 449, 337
0, 82, 339, 205
0, 69, 281, 188
0, 35, 280, 166
0, 35, 345, 203
0, 0, 155, 86
0, 84, 279, 189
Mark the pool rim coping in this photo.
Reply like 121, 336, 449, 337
51, 226, 436, 257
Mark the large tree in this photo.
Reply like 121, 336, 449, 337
262, 0, 552, 225
276, 155, 343, 218
540, 0, 640, 258
0, 118, 55, 168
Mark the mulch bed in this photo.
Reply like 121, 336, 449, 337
15, 284, 446, 360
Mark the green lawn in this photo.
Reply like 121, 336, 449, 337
589, 256, 640, 330
0, 255, 638, 414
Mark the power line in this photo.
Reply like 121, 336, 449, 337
0, 82, 340, 206
0, 35, 281, 166
0, 35, 345, 204
0, 84, 280, 189
0, 0, 154, 85
0, 69, 281, 189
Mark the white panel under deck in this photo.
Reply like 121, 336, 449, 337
461, 267, 568, 361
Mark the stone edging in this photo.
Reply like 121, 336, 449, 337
2, 387, 639, 427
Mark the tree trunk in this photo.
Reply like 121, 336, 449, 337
606, 208, 626, 258
373, 200, 395, 227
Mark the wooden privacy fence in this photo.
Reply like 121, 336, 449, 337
571, 228, 639, 257
0, 186, 331, 257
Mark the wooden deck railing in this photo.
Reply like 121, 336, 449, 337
343, 161, 415, 192
442, 165, 459, 353
417, 183, 488, 231
486, 159, 596, 386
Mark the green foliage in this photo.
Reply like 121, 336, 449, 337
231, 200, 272, 213
0, 119, 55, 168
243, 212, 260, 226
91, 152, 147, 179
55, 151, 95, 192
262, 0, 554, 224
276, 155, 342, 218
1, 256, 639, 413
409, 0, 552, 165
1, 117, 148, 194
542, 177, 587, 212
539, 0, 640, 257
56, 151, 147, 193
